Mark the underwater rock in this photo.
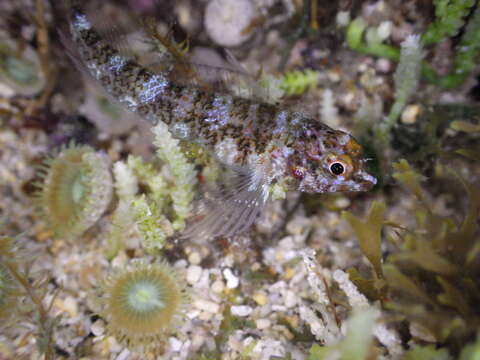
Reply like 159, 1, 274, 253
204, 0, 256, 47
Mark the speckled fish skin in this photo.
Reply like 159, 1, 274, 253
67, 1, 376, 237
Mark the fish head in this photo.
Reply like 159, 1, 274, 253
289, 127, 377, 193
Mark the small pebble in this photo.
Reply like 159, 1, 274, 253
376, 58, 392, 73
111, 252, 128, 268
57, 296, 79, 318
377, 21, 392, 41
115, 348, 130, 360
186, 309, 201, 319
251, 262, 261, 271
283, 267, 297, 280
271, 304, 287, 312
334, 196, 350, 209
191, 333, 206, 349
223, 268, 239, 289
278, 236, 295, 250
174, 259, 188, 269
401, 104, 422, 124
284, 290, 297, 308
336, 11, 350, 27
256, 318, 271, 330
194, 299, 220, 313
90, 319, 105, 337
286, 217, 309, 236
231, 305, 253, 317
0, 82, 15, 97
199, 311, 215, 321
204, 0, 255, 47
327, 70, 341, 83
188, 251, 202, 265
284, 315, 300, 328
252, 291, 268, 306
186, 265, 203, 284
211, 279, 225, 294
169, 337, 183, 352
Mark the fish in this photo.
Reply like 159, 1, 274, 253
65, 0, 377, 240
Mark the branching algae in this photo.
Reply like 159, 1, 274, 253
0, 236, 58, 360
104, 121, 198, 256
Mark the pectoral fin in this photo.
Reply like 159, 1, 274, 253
181, 165, 269, 241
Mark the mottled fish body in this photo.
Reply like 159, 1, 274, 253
67, 2, 376, 239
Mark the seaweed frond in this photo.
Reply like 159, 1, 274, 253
422, 0, 476, 46
103, 161, 138, 260
0, 236, 58, 360
404, 334, 480, 359
118, 145, 195, 253
151, 121, 197, 231
131, 195, 171, 253
346, 18, 400, 61
0, 237, 19, 324
386, 35, 423, 126
344, 159, 480, 347
451, 5, 480, 86
281, 69, 320, 95
342, 201, 385, 279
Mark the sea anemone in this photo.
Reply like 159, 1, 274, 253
0, 40, 45, 96
100, 260, 189, 350
79, 80, 137, 135
36, 143, 113, 239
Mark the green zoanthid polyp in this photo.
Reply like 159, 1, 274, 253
100, 260, 189, 349
35, 143, 113, 239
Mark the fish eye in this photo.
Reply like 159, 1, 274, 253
329, 162, 345, 176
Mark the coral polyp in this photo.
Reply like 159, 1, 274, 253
100, 261, 188, 350
0, 40, 46, 96
36, 144, 113, 239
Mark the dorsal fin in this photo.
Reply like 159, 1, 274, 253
65, 1, 279, 103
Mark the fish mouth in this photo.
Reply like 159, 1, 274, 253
354, 171, 377, 191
